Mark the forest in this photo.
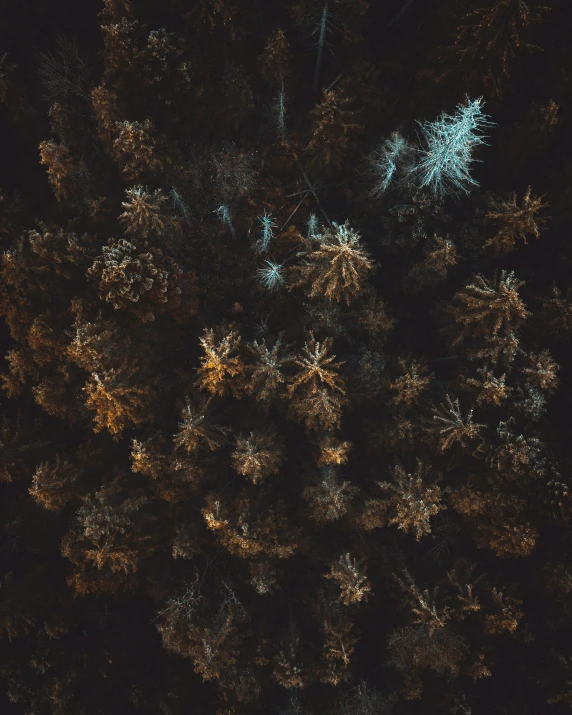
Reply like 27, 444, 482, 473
1, 0, 572, 713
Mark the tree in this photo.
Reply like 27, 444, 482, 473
290, 221, 375, 305
323, 552, 372, 606
61, 477, 156, 595
258, 27, 290, 87
82, 362, 155, 439
386, 625, 469, 699
118, 185, 184, 239
336, 678, 397, 715
272, 611, 313, 689
306, 88, 362, 168
287, 334, 347, 431
442, 270, 530, 364
173, 394, 229, 453
256, 260, 287, 291
464, 366, 512, 407
377, 461, 446, 540
409, 97, 494, 197
319, 608, 360, 685
303, 467, 359, 523
425, 395, 485, 454
519, 348, 560, 393
202, 490, 299, 559
421, 0, 551, 100
39, 140, 85, 203
393, 568, 452, 635
246, 333, 293, 404
195, 324, 246, 398
539, 284, 572, 339
28, 454, 79, 512
403, 235, 458, 293
156, 576, 250, 685
316, 435, 352, 467
388, 357, 434, 407
231, 430, 283, 484
367, 131, 415, 197
484, 186, 549, 254
111, 118, 165, 181
86, 237, 187, 323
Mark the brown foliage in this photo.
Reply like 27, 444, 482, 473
485, 186, 549, 254
303, 467, 359, 524
258, 28, 290, 85
202, 490, 298, 559
287, 333, 347, 431
82, 363, 155, 439
28, 454, 79, 512
464, 366, 512, 407
156, 576, 250, 685
195, 324, 246, 398
289, 221, 375, 305
425, 395, 485, 454
231, 431, 283, 484
39, 141, 84, 202
306, 88, 362, 169
173, 395, 229, 454
442, 270, 529, 364
421, 0, 551, 99
87, 237, 187, 323
404, 235, 458, 293
323, 552, 372, 606
111, 118, 165, 181
61, 478, 156, 595
118, 185, 184, 239
388, 357, 434, 407
377, 461, 446, 541
246, 333, 292, 403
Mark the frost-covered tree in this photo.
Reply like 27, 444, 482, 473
319, 608, 360, 685
368, 131, 415, 197
61, 477, 156, 595
214, 203, 236, 239
388, 357, 434, 407
155, 575, 250, 684
111, 118, 164, 181
410, 96, 494, 197
336, 678, 397, 715
256, 260, 286, 291
202, 490, 298, 559
254, 210, 277, 252
370, 97, 494, 198
464, 366, 512, 407
28, 454, 79, 511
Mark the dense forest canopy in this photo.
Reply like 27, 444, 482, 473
1, 1, 572, 713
